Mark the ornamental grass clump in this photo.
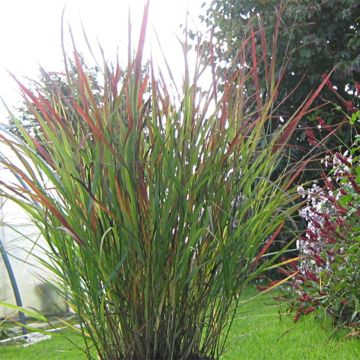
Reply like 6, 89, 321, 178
0, 4, 330, 360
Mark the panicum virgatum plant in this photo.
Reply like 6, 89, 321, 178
0, 4, 331, 359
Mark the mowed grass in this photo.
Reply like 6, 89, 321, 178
0, 330, 87, 360
1, 289, 359, 360
223, 288, 360, 360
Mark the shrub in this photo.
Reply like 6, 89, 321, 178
0, 6, 329, 360
292, 133, 360, 328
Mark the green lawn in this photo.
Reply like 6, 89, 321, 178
1, 289, 359, 359
223, 290, 360, 360
0, 330, 86, 360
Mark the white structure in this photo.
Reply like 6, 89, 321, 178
0, 139, 66, 318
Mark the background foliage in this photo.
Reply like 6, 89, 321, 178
198, 0, 360, 174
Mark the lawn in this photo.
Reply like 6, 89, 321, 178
0, 330, 86, 360
223, 289, 360, 360
1, 289, 359, 359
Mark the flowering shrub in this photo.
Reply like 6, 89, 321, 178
292, 135, 360, 328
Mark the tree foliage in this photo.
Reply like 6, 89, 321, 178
199, 0, 360, 171
201, 0, 359, 105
